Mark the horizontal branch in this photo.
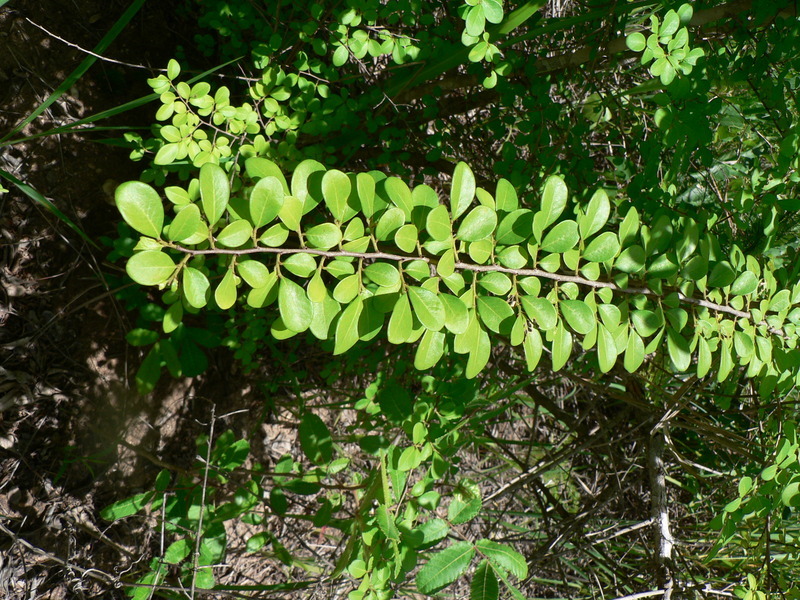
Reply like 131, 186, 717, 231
173, 244, 754, 322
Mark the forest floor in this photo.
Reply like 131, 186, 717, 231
0, 2, 277, 598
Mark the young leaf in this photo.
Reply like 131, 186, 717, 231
416, 542, 475, 595
199, 162, 229, 224
451, 162, 476, 220
126, 250, 175, 286
299, 412, 333, 465
471, 560, 499, 600
278, 277, 313, 332
116, 181, 164, 238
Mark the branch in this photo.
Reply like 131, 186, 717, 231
173, 244, 757, 322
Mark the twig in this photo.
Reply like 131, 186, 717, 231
609, 590, 666, 600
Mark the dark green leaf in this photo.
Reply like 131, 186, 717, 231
299, 412, 333, 465
471, 561, 499, 600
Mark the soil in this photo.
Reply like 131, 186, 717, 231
0, 2, 253, 598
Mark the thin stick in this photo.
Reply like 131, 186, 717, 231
190, 406, 216, 600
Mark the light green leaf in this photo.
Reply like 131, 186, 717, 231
214, 269, 237, 310
560, 299, 595, 335
356, 172, 378, 218
236, 260, 270, 288
376, 207, 406, 240
375, 505, 401, 541
364, 262, 401, 288
477, 296, 514, 334
199, 162, 229, 224
475, 539, 528, 579
100, 490, 154, 521
457, 205, 498, 242
415, 329, 446, 370
533, 175, 567, 240
551, 320, 572, 371
597, 324, 617, 373
438, 247, 456, 278
127, 250, 175, 286
495, 178, 518, 212
283, 253, 317, 278
427, 204, 452, 241
279, 277, 313, 332
395, 223, 418, 253
334, 296, 363, 354
183, 267, 210, 308
305, 223, 342, 250
626, 32, 646, 52
583, 231, 620, 262
520, 296, 557, 330
409, 286, 446, 332
624, 329, 645, 373
451, 162, 476, 220
441, 293, 469, 334
731, 271, 758, 296
466, 327, 491, 378
116, 181, 164, 238
168, 204, 202, 243
697, 336, 711, 377
259, 222, 290, 247
291, 159, 326, 212
249, 175, 284, 228
245, 157, 289, 192
667, 327, 691, 371
580, 188, 610, 239
496, 209, 533, 245
216, 219, 253, 248
541, 219, 579, 253
615, 245, 646, 273
385, 177, 414, 220
322, 169, 352, 222
164, 538, 191, 565
524, 328, 543, 370
278, 195, 304, 231
333, 274, 360, 304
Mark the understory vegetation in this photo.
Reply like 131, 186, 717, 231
4, 0, 800, 599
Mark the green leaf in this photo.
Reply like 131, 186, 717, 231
299, 412, 333, 465
214, 269, 237, 310
661, 9, 680, 36
183, 267, 210, 308
583, 231, 619, 263
697, 336, 711, 377
377, 383, 413, 422
291, 159, 326, 212
283, 253, 317, 278
116, 181, 164, 238
441, 294, 470, 334
305, 223, 342, 250
471, 561, 499, 600
541, 219, 579, 253
624, 329, 645, 373
395, 224, 418, 253
415, 329, 446, 370
126, 250, 175, 286
388, 293, 413, 344
376, 207, 406, 240
334, 296, 363, 354
708, 261, 736, 288
322, 169, 352, 222
597, 324, 617, 373
216, 219, 253, 247
615, 245, 646, 273
278, 195, 304, 231
448, 480, 482, 524
364, 262, 401, 288
250, 175, 284, 228
451, 162, 476, 220
385, 177, 414, 220
466, 326, 491, 378
560, 299, 595, 335
427, 204, 453, 241
496, 209, 533, 245
279, 277, 313, 332
475, 539, 528, 579
457, 205, 498, 242
168, 204, 202, 243
580, 188, 610, 239
731, 271, 758, 296
551, 320, 572, 371
100, 491, 154, 521
524, 328, 543, 370
408, 286, 446, 332
236, 260, 270, 288
245, 157, 289, 192
533, 175, 567, 240
376, 504, 401, 540
495, 178, 518, 212
520, 296, 557, 330
626, 32, 647, 52
667, 327, 691, 371
164, 539, 191, 565
199, 162, 229, 224
477, 296, 514, 334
